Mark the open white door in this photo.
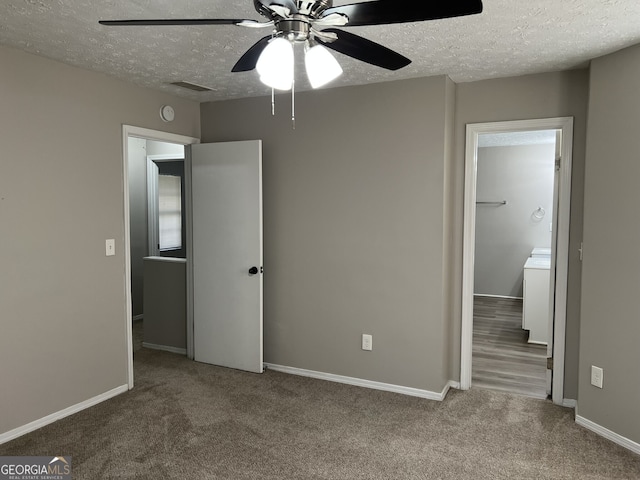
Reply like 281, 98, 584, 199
188, 140, 263, 373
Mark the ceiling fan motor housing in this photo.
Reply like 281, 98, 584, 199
278, 16, 311, 42
298, 0, 333, 17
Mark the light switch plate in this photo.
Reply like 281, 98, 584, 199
105, 239, 115, 257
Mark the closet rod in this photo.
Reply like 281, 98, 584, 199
476, 201, 507, 205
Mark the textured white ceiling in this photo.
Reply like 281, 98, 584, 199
1, 0, 640, 102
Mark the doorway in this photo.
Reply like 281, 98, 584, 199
123, 128, 264, 388
473, 129, 557, 399
122, 126, 199, 389
460, 118, 574, 405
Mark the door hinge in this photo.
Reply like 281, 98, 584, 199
555, 157, 562, 171
547, 357, 554, 370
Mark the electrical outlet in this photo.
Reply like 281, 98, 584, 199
591, 365, 603, 389
362, 334, 372, 351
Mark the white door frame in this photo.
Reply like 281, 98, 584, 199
122, 125, 199, 389
460, 117, 574, 405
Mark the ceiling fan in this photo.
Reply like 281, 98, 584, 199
100, 0, 483, 91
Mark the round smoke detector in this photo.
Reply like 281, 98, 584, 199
160, 105, 175, 122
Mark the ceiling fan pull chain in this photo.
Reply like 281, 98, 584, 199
290, 49, 296, 129
291, 79, 296, 129
291, 64, 296, 130
271, 87, 275, 116
269, 29, 277, 118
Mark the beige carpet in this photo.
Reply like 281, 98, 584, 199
1, 348, 639, 479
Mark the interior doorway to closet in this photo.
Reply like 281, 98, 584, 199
460, 118, 574, 405
123, 126, 199, 388
123, 127, 264, 389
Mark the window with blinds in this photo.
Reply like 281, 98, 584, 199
158, 174, 182, 251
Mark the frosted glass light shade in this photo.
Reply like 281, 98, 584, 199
256, 38, 294, 91
305, 45, 343, 89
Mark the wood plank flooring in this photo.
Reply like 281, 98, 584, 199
472, 296, 548, 399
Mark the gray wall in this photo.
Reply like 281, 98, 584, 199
442, 78, 458, 386
475, 143, 555, 297
201, 76, 455, 392
579, 44, 640, 444
0, 44, 200, 436
143, 258, 186, 350
200, 70, 588, 399
454, 70, 590, 400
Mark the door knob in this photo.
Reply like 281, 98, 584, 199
248, 266, 259, 275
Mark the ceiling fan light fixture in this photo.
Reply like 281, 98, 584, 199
256, 37, 294, 91
305, 44, 343, 89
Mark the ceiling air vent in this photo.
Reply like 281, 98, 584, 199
170, 81, 213, 92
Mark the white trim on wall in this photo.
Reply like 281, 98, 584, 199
0, 385, 128, 445
461, 117, 574, 406
184, 148, 194, 360
474, 294, 523, 300
265, 363, 459, 401
142, 343, 187, 356
122, 125, 199, 390
576, 414, 640, 455
146, 159, 160, 257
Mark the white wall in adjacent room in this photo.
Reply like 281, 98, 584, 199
474, 142, 556, 297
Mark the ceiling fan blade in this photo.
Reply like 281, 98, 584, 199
317, 29, 411, 71
99, 19, 252, 26
231, 35, 272, 72
322, 0, 483, 27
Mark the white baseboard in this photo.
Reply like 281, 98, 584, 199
132, 314, 144, 322
562, 398, 577, 408
0, 385, 128, 445
474, 294, 523, 300
264, 363, 456, 401
444, 381, 461, 396
142, 342, 187, 355
576, 414, 640, 455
